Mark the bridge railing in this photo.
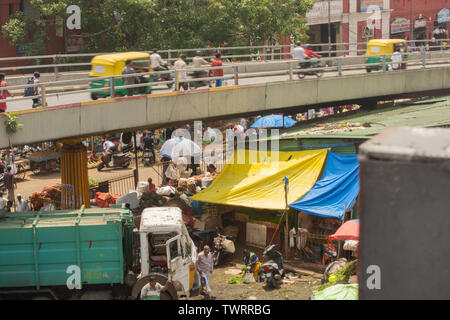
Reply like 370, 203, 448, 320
1, 51, 449, 107
1, 39, 449, 76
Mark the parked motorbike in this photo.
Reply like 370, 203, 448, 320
212, 232, 236, 266
261, 244, 285, 288
143, 148, 155, 166
97, 150, 132, 171
153, 64, 173, 89
296, 59, 326, 79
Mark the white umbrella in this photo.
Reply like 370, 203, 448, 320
159, 137, 202, 159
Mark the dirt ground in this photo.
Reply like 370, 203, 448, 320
190, 244, 322, 300
12, 158, 162, 202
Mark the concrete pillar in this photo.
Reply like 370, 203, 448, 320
60, 139, 90, 209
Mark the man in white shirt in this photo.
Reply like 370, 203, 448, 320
292, 41, 307, 62
174, 55, 188, 91
196, 245, 215, 299
140, 276, 171, 300
150, 48, 168, 71
16, 194, 29, 212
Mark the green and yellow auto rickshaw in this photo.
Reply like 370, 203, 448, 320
365, 39, 408, 72
88, 52, 153, 100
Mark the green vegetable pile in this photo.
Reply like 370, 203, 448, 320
317, 259, 358, 291
227, 274, 244, 284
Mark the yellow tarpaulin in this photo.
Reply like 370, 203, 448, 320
191, 149, 328, 210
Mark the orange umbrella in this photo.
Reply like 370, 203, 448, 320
329, 219, 359, 241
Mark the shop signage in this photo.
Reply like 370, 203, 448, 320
16, 43, 39, 55
360, 0, 383, 12
414, 18, 427, 29
391, 17, 410, 34
306, 0, 343, 19
437, 8, 450, 24
65, 34, 83, 53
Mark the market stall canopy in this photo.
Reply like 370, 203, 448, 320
159, 137, 202, 159
289, 152, 359, 220
190, 149, 328, 210
329, 219, 360, 241
251, 114, 297, 128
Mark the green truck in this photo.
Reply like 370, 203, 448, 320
0, 206, 200, 300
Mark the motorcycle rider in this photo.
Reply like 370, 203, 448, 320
192, 51, 209, 76
304, 44, 321, 59
142, 132, 156, 163
151, 48, 171, 80
304, 44, 321, 69
102, 139, 116, 165
243, 249, 262, 282
292, 41, 308, 67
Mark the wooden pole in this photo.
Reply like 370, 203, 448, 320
133, 132, 139, 187
284, 178, 289, 259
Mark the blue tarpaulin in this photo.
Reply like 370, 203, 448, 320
251, 114, 297, 128
289, 152, 360, 220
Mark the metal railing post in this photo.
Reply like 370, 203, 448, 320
168, 50, 172, 62
288, 62, 293, 80
174, 70, 179, 91
53, 56, 59, 79
338, 58, 343, 76
40, 84, 46, 107
382, 55, 387, 72
422, 51, 426, 68
263, 47, 267, 62
110, 76, 115, 97
233, 66, 239, 85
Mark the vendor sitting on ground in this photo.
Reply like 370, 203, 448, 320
207, 164, 218, 176
148, 178, 157, 193
243, 249, 263, 282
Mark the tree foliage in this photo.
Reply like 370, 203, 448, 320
2, 0, 314, 54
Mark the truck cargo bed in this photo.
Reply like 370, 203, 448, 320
0, 206, 134, 290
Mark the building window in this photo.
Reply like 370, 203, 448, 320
9, 4, 14, 16
20, 0, 24, 12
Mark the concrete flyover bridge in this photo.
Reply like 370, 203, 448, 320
1, 65, 450, 149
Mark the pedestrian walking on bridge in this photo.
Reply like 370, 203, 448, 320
0, 73, 14, 113
209, 53, 223, 88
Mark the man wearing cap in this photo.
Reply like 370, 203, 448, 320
196, 245, 215, 299
140, 276, 171, 300
16, 194, 29, 212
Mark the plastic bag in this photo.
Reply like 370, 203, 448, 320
243, 271, 255, 284
165, 163, 179, 180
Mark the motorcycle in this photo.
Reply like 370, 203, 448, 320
261, 244, 285, 288
296, 59, 326, 79
187, 70, 212, 89
97, 149, 132, 171
153, 64, 173, 89
143, 148, 155, 167
212, 232, 236, 266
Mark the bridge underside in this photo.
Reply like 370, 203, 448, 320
1, 67, 449, 148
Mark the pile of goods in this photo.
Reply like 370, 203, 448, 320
30, 184, 63, 211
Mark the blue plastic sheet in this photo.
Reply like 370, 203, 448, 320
289, 152, 360, 220
250, 114, 297, 128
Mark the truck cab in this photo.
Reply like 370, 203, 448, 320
131, 207, 200, 300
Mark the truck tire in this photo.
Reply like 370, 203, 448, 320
131, 273, 178, 300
